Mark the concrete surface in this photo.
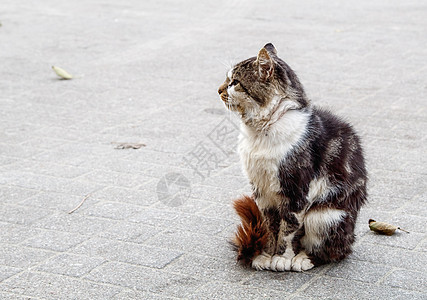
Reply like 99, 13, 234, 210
0, 0, 426, 299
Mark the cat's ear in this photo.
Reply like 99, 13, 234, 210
256, 48, 274, 81
264, 43, 277, 55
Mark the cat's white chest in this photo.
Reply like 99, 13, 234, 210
239, 132, 286, 208
238, 110, 310, 209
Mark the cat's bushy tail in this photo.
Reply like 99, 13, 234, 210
231, 195, 269, 265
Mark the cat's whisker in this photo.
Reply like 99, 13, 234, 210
214, 57, 231, 69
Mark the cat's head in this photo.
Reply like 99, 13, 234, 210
218, 43, 309, 126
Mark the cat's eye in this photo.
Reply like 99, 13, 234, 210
229, 79, 239, 87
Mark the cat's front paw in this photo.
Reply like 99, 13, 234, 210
291, 251, 314, 272
251, 253, 271, 271
270, 254, 294, 272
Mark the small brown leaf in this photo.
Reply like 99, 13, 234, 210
111, 142, 146, 149
368, 219, 409, 235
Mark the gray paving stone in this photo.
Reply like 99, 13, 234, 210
415, 238, 427, 252
82, 201, 145, 220
351, 243, 427, 272
70, 237, 182, 268
0, 223, 41, 244
0, 157, 19, 168
0, 143, 44, 159
0, 185, 39, 204
97, 221, 159, 243
0, 292, 33, 300
0, 204, 51, 225
86, 157, 156, 177
153, 197, 213, 215
302, 276, 426, 300
368, 177, 420, 200
366, 195, 406, 213
384, 269, 427, 292
389, 213, 426, 234
242, 271, 314, 293
0, 244, 54, 268
131, 210, 233, 235
289, 297, 312, 300
140, 164, 197, 181
202, 175, 248, 193
144, 229, 229, 258
164, 253, 253, 283
0, 266, 22, 282
0, 171, 104, 196
188, 281, 290, 300
127, 208, 180, 227
113, 289, 176, 300
53, 142, 114, 157
79, 170, 143, 188
0, 271, 121, 300
189, 183, 242, 205
91, 186, 156, 206
35, 253, 106, 278
21, 230, 89, 252
18, 191, 99, 213
85, 261, 204, 297
0, 160, 90, 179
31, 150, 93, 167
18, 138, 66, 151
402, 197, 427, 218
125, 149, 192, 168
32, 212, 113, 235
326, 259, 392, 283
196, 202, 238, 221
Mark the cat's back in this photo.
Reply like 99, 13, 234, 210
308, 106, 366, 182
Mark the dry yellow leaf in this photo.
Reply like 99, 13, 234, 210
52, 66, 73, 79
368, 219, 409, 235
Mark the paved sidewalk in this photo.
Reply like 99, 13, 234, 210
0, 0, 426, 299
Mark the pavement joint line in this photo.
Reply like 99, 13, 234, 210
413, 236, 427, 251
2, 267, 126, 295
286, 264, 335, 299
374, 266, 399, 286
1, 291, 44, 300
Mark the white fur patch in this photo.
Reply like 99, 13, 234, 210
227, 68, 233, 81
306, 176, 332, 203
239, 110, 310, 209
302, 208, 347, 253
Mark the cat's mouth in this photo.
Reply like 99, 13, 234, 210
223, 101, 239, 110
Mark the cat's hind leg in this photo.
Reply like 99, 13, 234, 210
301, 207, 355, 264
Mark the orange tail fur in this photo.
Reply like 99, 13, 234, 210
231, 195, 269, 264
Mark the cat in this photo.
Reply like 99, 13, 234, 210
218, 43, 367, 271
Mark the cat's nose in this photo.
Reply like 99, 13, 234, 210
218, 83, 227, 95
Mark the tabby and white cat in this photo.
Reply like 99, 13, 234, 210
218, 43, 367, 271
